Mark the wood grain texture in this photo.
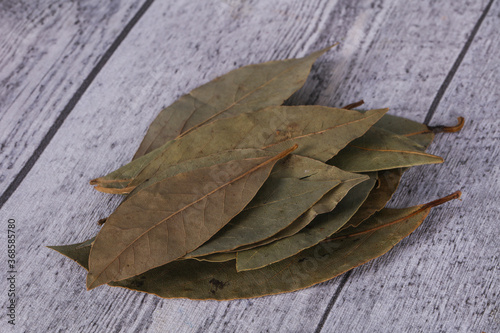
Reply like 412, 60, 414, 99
318, 1, 500, 332
0, 0, 497, 332
0, 0, 147, 195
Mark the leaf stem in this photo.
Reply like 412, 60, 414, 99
342, 100, 365, 110
429, 117, 465, 133
421, 190, 462, 208
323, 191, 461, 242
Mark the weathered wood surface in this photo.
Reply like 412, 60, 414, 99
0, 0, 498, 332
319, 1, 500, 331
0, 0, 148, 197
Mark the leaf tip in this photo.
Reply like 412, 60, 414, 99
309, 43, 339, 59
327, 42, 340, 50
86, 274, 104, 291
368, 108, 390, 117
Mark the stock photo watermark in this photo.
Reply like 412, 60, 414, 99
6, 218, 16, 325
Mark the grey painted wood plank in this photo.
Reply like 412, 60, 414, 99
291, 0, 487, 119
0, 0, 493, 332
318, 2, 500, 332
0, 0, 147, 196
1, 1, 347, 331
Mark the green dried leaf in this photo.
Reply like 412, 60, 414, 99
341, 169, 403, 230
184, 155, 359, 259
93, 106, 386, 194
230, 171, 369, 252
328, 126, 443, 172
50, 192, 460, 299
374, 114, 434, 148
332, 116, 437, 230
89, 146, 167, 193
235, 177, 376, 271
90, 46, 336, 193
129, 107, 386, 191
134, 46, 335, 159
117, 192, 458, 300
127, 149, 272, 197
333, 115, 437, 230
86, 147, 295, 289
48, 237, 95, 269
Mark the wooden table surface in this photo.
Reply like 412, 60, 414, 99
1, 1, 498, 332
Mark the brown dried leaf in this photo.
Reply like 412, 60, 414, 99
86, 146, 295, 289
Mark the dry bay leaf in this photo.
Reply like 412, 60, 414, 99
333, 115, 440, 230
374, 114, 434, 148
331, 116, 439, 230
184, 177, 339, 258
86, 146, 296, 289
328, 126, 443, 172
48, 237, 95, 269
51, 192, 460, 299
229, 171, 369, 252
90, 142, 172, 193
90, 46, 336, 193
183, 155, 358, 258
337, 115, 461, 229
92, 111, 435, 194
123, 106, 387, 194
92, 106, 386, 194
340, 169, 403, 230
126, 149, 272, 198
235, 177, 376, 271
134, 46, 335, 159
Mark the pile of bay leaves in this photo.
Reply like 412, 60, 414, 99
50, 46, 462, 300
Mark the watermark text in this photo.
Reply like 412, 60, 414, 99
6, 218, 16, 325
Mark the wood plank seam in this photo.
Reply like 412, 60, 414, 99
424, 0, 495, 125
313, 271, 353, 333
312, 1, 495, 331
0, 0, 156, 211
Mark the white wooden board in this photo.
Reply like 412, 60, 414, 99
319, 2, 499, 331
0, 0, 148, 197
0, 0, 497, 332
